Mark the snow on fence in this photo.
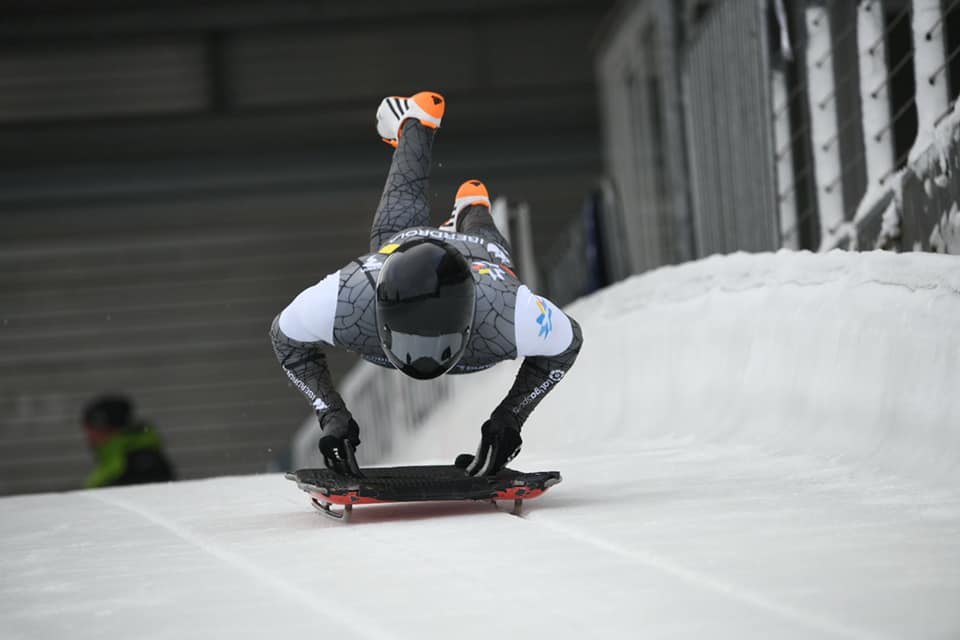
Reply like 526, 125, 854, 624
774, 0, 960, 252
851, 99, 960, 252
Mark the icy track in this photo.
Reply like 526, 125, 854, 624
2, 250, 960, 640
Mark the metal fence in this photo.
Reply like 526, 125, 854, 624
775, 0, 960, 252
589, 0, 960, 285
596, 0, 694, 276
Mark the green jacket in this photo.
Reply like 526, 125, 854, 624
85, 424, 175, 489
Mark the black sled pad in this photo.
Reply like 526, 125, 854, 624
286, 465, 561, 520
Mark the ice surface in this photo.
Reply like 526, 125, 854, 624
2, 250, 959, 639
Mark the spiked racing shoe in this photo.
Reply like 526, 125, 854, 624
376, 91, 445, 148
439, 179, 491, 232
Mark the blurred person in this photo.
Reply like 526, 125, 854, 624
82, 394, 176, 488
271, 91, 583, 477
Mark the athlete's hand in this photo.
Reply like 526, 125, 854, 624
456, 415, 522, 476
317, 412, 362, 477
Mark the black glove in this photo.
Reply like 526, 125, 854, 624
456, 415, 522, 476
317, 411, 362, 477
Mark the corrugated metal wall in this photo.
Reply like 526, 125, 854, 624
0, 0, 612, 496
595, 0, 692, 277
595, 0, 780, 276
684, 0, 780, 255
0, 193, 366, 494
0, 38, 208, 122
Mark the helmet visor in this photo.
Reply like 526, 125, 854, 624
382, 328, 468, 379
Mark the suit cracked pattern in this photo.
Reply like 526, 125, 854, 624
369, 121, 435, 251
269, 316, 346, 414
334, 265, 381, 358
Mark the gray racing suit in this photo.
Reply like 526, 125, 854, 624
270, 120, 583, 444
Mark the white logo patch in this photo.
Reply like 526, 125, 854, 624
513, 369, 566, 414
361, 255, 383, 272
390, 228, 484, 245
486, 242, 512, 266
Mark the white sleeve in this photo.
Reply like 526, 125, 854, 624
513, 285, 574, 357
277, 270, 340, 344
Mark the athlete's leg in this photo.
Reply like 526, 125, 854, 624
369, 121, 436, 251
369, 92, 445, 251
459, 206, 512, 252
444, 179, 515, 266
459, 205, 516, 269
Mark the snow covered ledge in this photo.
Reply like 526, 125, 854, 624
385, 250, 960, 487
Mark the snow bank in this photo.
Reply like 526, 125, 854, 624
3, 249, 960, 640
387, 250, 960, 486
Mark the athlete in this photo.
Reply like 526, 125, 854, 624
270, 91, 583, 477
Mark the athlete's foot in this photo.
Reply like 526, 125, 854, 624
376, 91, 445, 148
440, 179, 491, 232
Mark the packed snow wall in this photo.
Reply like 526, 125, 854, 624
293, 250, 960, 486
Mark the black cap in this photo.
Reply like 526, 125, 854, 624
82, 394, 133, 430
376, 238, 475, 379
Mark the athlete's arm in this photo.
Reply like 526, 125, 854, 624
270, 271, 362, 475
463, 288, 583, 475
270, 271, 348, 416
493, 290, 583, 429
269, 316, 348, 418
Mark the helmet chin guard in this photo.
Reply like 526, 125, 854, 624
375, 238, 476, 379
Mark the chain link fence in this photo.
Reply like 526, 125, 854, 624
582, 0, 960, 291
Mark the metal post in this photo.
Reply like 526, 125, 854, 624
804, 3, 846, 247
909, 0, 949, 162
512, 202, 540, 293
772, 67, 800, 249
857, 0, 896, 196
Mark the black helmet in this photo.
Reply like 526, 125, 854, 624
376, 238, 476, 379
